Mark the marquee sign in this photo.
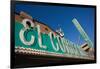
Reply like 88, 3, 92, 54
15, 12, 93, 60
11, 1, 97, 68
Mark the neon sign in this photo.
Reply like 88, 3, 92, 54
15, 18, 91, 59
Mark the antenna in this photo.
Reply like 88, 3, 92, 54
56, 24, 64, 37
77, 35, 80, 45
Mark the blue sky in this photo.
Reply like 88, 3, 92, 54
15, 3, 95, 46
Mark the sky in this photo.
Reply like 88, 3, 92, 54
15, 3, 95, 46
